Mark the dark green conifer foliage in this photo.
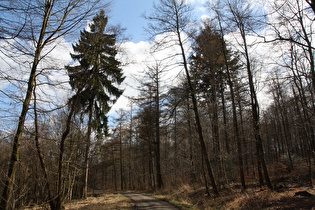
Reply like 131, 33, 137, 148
66, 10, 124, 198
66, 10, 124, 134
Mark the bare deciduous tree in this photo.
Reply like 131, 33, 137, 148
223, 0, 273, 189
144, 0, 219, 195
0, 1, 105, 209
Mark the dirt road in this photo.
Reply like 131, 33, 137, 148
123, 193, 179, 209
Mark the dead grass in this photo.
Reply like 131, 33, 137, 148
23, 193, 135, 210
225, 187, 315, 210
22, 187, 315, 210
151, 185, 315, 210
151, 160, 315, 209
65, 193, 135, 210
24, 160, 315, 209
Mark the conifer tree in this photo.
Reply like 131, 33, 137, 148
66, 10, 124, 199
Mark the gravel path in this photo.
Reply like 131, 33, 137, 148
123, 193, 179, 210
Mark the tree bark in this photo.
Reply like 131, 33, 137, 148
0, 2, 52, 208
155, 74, 163, 190
55, 104, 75, 209
242, 31, 273, 190
33, 82, 56, 209
178, 30, 219, 195
216, 11, 246, 189
82, 100, 93, 199
119, 122, 124, 191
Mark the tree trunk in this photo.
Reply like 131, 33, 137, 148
225, 58, 246, 190
33, 83, 56, 209
128, 106, 133, 190
0, 2, 52, 208
112, 145, 117, 191
210, 86, 221, 181
242, 32, 273, 190
55, 105, 76, 209
82, 100, 93, 199
220, 83, 230, 154
119, 123, 124, 191
174, 106, 178, 186
178, 33, 219, 195
187, 99, 196, 183
216, 14, 246, 189
297, 1, 315, 95
155, 76, 163, 190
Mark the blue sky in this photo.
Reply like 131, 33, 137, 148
110, 0, 208, 43
110, 0, 157, 43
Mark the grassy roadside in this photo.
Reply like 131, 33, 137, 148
22, 187, 315, 210
65, 193, 135, 210
150, 185, 315, 209
23, 193, 135, 210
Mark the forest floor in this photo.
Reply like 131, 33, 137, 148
153, 165, 315, 209
147, 162, 315, 209
24, 192, 135, 209
64, 192, 135, 209
65, 185, 315, 209
24, 185, 315, 209
153, 184, 315, 209
25, 162, 315, 209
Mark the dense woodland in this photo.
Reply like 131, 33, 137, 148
0, 0, 315, 209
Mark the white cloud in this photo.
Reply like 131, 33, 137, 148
196, 6, 207, 13
109, 32, 191, 115
0, 37, 73, 132
200, 14, 211, 21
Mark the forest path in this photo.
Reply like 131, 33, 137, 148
123, 193, 179, 210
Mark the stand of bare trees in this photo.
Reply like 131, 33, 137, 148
0, 0, 314, 209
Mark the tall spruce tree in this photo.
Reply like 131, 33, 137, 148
66, 10, 124, 199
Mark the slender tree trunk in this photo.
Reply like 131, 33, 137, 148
82, 100, 93, 199
205, 89, 222, 184
239, 29, 272, 190
155, 77, 163, 190
0, 2, 52, 208
177, 30, 219, 195
297, 1, 315, 94
129, 106, 133, 189
210, 86, 221, 181
291, 46, 315, 187
112, 146, 117, 191
33, 83, 56, 209
202, 154, 210, 196
174, 107, 178, 186
237, 94, 250, 176
148, 138, 153, 189
226, 62, 246, 191
272, 79, 294, 170
187, 100, 196, 183
119, 123, 124, 191
216, 15, 246, 190
55, 105, 75, 209
220, 83, 230, 154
